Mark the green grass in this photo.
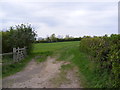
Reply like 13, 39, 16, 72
57, 42, 112, 88
2, 54, 35, 78
2, 41, 79, 77
34, 51, 52, 62
32, 41, 80, 62
2, 55, 14, 65
3, 41, 111, 88
33, 41, 79, 53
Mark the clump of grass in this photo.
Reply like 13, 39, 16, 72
60, 64, 73, 71
35, 51, 53, 62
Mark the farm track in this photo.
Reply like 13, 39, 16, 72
2, 56, 82, 88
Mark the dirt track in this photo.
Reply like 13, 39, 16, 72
2, 57, 82, 88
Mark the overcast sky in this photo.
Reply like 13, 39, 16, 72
0, 0, 119, 38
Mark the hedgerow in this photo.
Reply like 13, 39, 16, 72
79, 34, 120, 88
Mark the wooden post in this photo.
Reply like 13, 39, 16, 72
24, 46, 27, 57
13, 48, 16, 62
20, 49, 24, 60
17, 47, 20, 62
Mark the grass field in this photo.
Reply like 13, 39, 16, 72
3, 41, 110, 88
33, 41, 79, 53
32, 41, 80, 62
2, 41, 80, 77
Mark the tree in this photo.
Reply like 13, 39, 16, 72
46, 37, 51, 42
2, 24, 37, 54
50, 34, 57, 42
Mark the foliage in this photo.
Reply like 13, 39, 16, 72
36, 34, 82, 43
79, 34, 120, 88
56, 41, 119, 88
49, 34, 57, 42
2, 24, 36, 54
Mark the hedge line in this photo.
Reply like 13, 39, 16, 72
79, 34, 120, 88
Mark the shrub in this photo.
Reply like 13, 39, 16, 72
2, 24, 37, 54
79, 34, 120, 88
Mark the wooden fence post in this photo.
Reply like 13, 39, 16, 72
13, 48, 16, 62
24, 46, 27, 57
17, 47, 20, 62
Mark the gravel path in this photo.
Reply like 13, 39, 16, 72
2, 56, 82, 88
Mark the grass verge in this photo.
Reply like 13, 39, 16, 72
2, 54, 35, 78
57, 43, 111, 88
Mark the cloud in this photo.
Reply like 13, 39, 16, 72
0, 1, 118, 37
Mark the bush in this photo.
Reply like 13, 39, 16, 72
79, 34, 120, 88
2, 24, 36, 54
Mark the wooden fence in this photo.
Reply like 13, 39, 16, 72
13, 47, 27, 62
1, 47, 27, 63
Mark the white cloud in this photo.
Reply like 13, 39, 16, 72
0, 1, 118, 37
70, 10, 88, 17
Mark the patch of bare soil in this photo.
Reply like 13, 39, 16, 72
2, 56, 82, 88
59, 67, 82, 88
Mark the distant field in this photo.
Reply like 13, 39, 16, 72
32, 41, 80, 62
33, 41, 80, 53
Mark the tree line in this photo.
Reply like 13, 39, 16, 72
36, 34, 82, 43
